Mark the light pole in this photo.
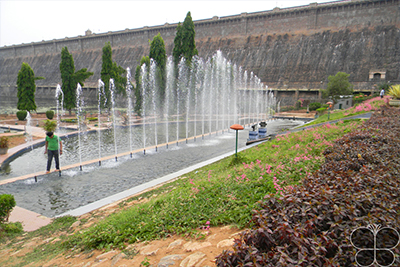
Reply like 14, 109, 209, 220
230, 124, 244, 157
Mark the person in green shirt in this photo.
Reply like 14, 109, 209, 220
44, 132, 63, 173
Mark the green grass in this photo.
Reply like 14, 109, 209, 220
303, 96, 386, 126
63, 119, 362, 251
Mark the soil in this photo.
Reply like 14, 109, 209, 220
0, 195, 243, 267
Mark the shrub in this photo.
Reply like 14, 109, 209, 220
316, 107, 327, 115
388, 84, 400, 99
46, 110, 55, 120
43, 119, 57, 133
216, 106, 400, 266
0, 136, 8, 148
309, 102, 322, 111
0, 194, 16, 223
16, 110, 27, 121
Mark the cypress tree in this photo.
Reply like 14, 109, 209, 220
173, 22, 183, 66
60, 47, 93, 114
181, 11, 198, 63
17, 62, 43, 112
149, 33, 167, 108
101, 42, 127, 108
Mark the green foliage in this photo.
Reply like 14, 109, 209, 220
353, 93, 372, 104
43, 119, 57, 133
173, 22, 183, 66
60, 47, 93, 113
323, 72, 353, 100
308, 102, 322, 111
316, 107, 327, 115
375, 81, 392, 91
1, 222, 23, 234
149, 33, 167, 108
101, 42, 127, 109
388, 84, 400, 99
46, 110, 55, 120
173, 12, 198, 65
216, 107, 400, 266
0, 136, 8, 148
17, 62, 42, 112
0, 194, 16, 223
16, 110, 28, 121
32, 216, 76, 238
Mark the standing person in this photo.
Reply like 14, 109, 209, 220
44, 132, 62, 173
380, 88, 385, 98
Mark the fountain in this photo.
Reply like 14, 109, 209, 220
0, 51, 310, 217
110, 79, 118, 161
97, 79, 105, 165
55, 84, 64, 132
76, 84, 84, 171
2, 50, 286, 180
125, 69, 134, 157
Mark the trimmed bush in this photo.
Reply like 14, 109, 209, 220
316, 107, 327, 115
16, 110, 27, 121
43, 119, 57, 133
216, 107, 400, 266
309, 102, 322, 111
46, 110, 55, 120
0, 194, 16, 223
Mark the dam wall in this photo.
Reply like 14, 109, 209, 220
1, 0, 399, 108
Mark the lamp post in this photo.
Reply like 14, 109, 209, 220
326, 101, 333, 120
230, 124, 244, 157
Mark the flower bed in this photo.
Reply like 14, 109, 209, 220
216, 107, 400, 266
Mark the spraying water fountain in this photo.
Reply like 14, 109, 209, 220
0, 51, 307, 217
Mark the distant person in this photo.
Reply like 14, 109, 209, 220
380, 89, 385, 98
44, 132, 62, 173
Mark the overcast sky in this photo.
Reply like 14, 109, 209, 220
0, 0, 341, 47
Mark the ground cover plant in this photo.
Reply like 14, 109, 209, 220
216, 106, 400, 266
305, 96, 386, 126
60, 119, 362, 252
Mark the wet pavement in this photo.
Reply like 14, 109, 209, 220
0, 119, 304, 218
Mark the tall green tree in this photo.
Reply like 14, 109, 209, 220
173, 12, 198, 65
59, 47, 93, 114
323, 72, 354, 100
17, 62, 44, 112
173, 22, 183, 66
149, 33, 167, 107
134, 56, 150, 116
181, 11, 198, 63
101, 42, 127, 108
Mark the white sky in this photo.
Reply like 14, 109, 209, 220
0, 0, 341, 47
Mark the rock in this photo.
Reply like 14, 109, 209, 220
167, 239, 184, 250
180, 252, 206, 267
217, 239, 235, 248
157, 254, 185, 267
206, 234, 217, 241
111, 252, 126, 266
96, 250, 117, 260
70, 220, 81, 228
183, 241, 212, 252
140, 244, 160, 256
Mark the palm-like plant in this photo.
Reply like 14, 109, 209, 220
388, 85, 400, 99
